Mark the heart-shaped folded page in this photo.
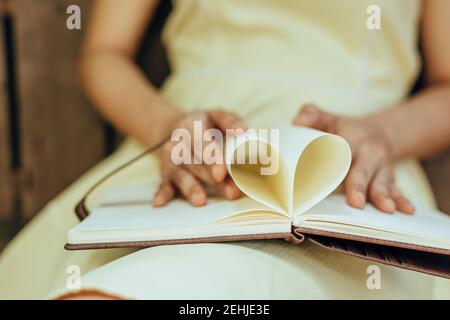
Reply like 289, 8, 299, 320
226, 125, 351, 217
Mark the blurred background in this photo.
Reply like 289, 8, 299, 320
0, 0, 449, 251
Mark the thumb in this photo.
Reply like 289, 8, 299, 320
209, 110, 247, 133
292, 104, 337, 133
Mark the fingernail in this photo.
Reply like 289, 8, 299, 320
191, 192, 206, 206
212, 166, 226, 182
298, 114, 316, 126
302, 105, 314, 114
152, 196, 164, 207
299, 113, 311, 121
356, 191, 366, 206
404, 202, 416, 214
384, 198, 396, 213
225, 186, 237, 200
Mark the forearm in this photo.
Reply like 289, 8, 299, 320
80, 50, 183, 147
366, 83, 450, 160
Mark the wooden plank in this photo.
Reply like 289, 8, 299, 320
424, 150, 450, 215
12, 0, 106, 220
0, 2, 15, 219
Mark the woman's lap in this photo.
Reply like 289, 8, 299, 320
0, 139, 447, 299
52, 240, 443, 299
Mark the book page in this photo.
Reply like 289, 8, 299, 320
226, 125, 351, 216
84, 185, 278, 230
68, 186, 291, 244
282, 126, 351, 214
226, 131, 288, 213
297, 195, 450, 250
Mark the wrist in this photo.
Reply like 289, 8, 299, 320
362, 114, 397, 160
144, 97, 185, 147
168, 110, 188, 132
155, 97, 185, 132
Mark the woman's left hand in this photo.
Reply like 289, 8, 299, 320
292, 104, 415, 214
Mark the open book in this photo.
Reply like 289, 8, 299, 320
66, 126, 450, 278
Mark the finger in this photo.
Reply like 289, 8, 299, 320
186, 114, 227, 183
171, 168, 208, 207
215, 176, 243, 200
211, 164, 227, 182
344, 151, 380, 209
390, 186, 415, 214
152, 180, 176, 208
183, 163, 217, 186
209, 110, 247, 133
199, 128, 227, 182
292, 104, 337, 132
209, 111, 246, 181
368, 167, 396, 213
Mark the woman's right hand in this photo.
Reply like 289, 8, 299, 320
152, 110, 246, 207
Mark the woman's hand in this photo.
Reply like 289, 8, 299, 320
293, 104, 415, 214
152, 110, 246, 207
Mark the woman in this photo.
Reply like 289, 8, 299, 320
1, 0, 450, 299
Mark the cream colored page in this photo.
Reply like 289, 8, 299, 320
226, 125, 351, 216
276, 126, 349, 214
72, 185, 273, 232
298, 195, 450, 248
226, 130, 288, 213
290, 130, 351, 214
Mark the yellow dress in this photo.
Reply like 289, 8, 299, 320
1, 0, 449, 299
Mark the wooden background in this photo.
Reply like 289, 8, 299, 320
1, 0, 105, 230
0, 0, 449, 244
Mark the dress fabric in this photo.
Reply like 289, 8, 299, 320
0, 0, 449, 299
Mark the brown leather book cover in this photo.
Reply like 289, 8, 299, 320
64, 232, 295, 250
65, 225, 450, 279
294, 227, 450, 279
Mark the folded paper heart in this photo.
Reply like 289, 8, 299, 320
227, 125, 351, 216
